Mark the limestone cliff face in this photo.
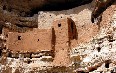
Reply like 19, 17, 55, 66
0, 0, 93, 33
0, 0, 93, 17
0, 0, 114, 33
0, 1, 115, 73
71, 3, 116, 73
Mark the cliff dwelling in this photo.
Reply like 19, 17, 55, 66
0, 0, 116, 73
6, 17, 77, 66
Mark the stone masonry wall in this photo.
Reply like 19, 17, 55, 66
6, 29, 53, 53
52, 18, 77, 66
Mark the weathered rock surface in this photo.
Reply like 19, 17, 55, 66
0, 0, 93, 16
0, 0, 115, 73
0, 0, 114, 33
71, 5, 116, 72
0, 0, 93, 33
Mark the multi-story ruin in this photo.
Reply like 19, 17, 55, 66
6, 17, 77, 66
52, 18, 77, 66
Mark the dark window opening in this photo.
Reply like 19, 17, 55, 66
97, 47, 101, 52
3, 5, 6, 10
38, 39, 39, 41
105, 61, 109, 68
18, 36, 21, 40
27, 60, 32, 64
58, 23, 61, 27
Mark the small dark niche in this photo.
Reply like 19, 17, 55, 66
58, 23, 61, 27
38, 39, 39, 41
105, 61, 110, 68
18, 36, 21, 40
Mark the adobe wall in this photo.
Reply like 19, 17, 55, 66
52, 18, 77, 66
6, 28, 53, 53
